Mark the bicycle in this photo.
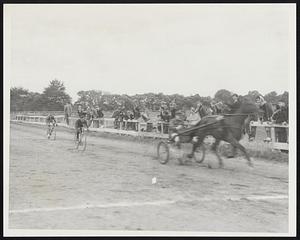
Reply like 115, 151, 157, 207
74, 127, 88, 151
46, 122, 57, 140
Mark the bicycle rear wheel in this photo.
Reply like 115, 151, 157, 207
46, 126, 52, 140
46, 127, 51, 139
50, 127, 56, 140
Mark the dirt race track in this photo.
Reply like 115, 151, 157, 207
9, 122, 289, 233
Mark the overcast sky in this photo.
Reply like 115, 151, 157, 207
5, 4, 295, 102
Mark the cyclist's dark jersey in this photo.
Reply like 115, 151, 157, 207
78, 110, 87, 118
75, 119, 88, 129
46, 115, 56, 124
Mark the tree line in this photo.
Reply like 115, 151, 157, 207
10, 79, 289, 112
10, 79, 71, 111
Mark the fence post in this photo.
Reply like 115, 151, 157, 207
270, 126, 276, 146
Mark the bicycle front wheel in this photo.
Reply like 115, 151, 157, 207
77, 132, 87, 151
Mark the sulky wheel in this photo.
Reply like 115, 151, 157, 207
157, 141, 170, 164
193, 144, 206, 163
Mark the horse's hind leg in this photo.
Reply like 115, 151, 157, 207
211, 139, 223, 168
187, 136, 204, 158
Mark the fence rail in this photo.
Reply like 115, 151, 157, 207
13, 114, 170, 138
11, 115, 289, 151
250, 121, 289, 151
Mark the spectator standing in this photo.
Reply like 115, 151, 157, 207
158, 106, 170, 134
133, 105, 141, 120
95, 106, 104, 118
170, 101, 177, 119
203, 101, 213, 116
271, 101, 288, 143
255, 95, 273, 142
64, 102, 72, 125
195, 101, 207, 118
159, 106, 170, 122
211, 101, 223, 115
95, 106, 104, 127
244, 113, 258, 141
86, 106, 93, 127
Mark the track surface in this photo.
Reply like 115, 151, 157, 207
9, 123, 288, 232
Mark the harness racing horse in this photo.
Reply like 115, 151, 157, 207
186, 99, 259, 168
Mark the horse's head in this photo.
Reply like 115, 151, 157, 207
237, 99, 259, 115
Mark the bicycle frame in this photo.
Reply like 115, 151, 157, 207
47, 122, 56, 135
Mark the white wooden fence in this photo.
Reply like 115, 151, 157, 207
13, 115, 170, 139
12, 115, 289, 151
250, 121, 289, 151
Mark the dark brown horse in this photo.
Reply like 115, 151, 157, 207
186, 99, 259, 168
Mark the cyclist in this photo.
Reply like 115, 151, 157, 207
46, 114, 57, 139
75, 113, 89, 141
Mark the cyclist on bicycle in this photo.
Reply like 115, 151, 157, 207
75, 113, 89, 141
46, 114, 57, 138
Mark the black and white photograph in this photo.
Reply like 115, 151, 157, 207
3, 3, 296, 237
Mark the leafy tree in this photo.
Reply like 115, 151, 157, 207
75, 90, 104, 107
10, 87, 29, 111
214, 89, 232, 103
10, 87, 43, 111
263, 91, 278, 104
41, 79, 71, 110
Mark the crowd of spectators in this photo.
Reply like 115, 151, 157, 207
66, 92, 288, 144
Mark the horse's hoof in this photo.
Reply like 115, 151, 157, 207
207, 164, 212, 169
187, 154, 194, 159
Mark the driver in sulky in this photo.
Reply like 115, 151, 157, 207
168, 110, 186, 149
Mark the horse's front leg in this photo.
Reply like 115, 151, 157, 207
227, 135, 253, 167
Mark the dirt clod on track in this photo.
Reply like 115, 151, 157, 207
9, 122, 288, 232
